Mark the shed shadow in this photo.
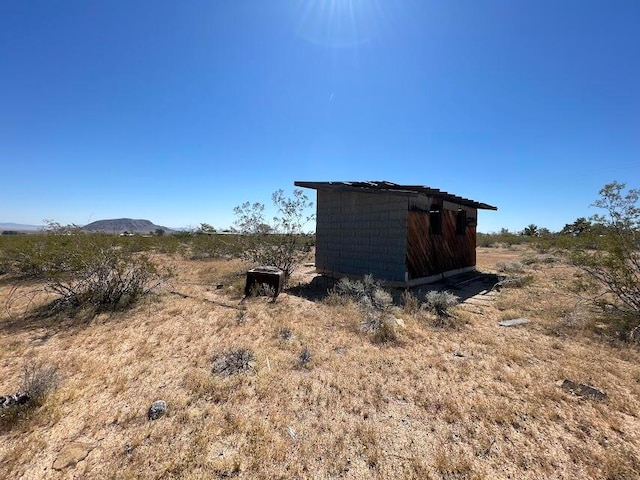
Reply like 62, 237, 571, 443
286, 275, 338, 302
410, 271, 502, 303
286, 271, 502, 305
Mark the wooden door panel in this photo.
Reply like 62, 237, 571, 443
407, 211, 435, 279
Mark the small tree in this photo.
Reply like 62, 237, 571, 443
522, 224, 539, 236
572, 181, 640, 339
198, 223, 216, 234
561, 217, 592, 236
233, 189, 314, 280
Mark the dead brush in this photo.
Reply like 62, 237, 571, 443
0, 362, 60, 432
401, 290, 420, 314
495, 275, 534, 289
20, 362, 60, 403
277, 327, 295, 341
212, 348, 257, 376
496, 261, 525, 273
298, 347, 312, 369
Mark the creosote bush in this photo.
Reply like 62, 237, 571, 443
50, 250, 163, 312
3, 230, 169, 314
233, 188, 315, 281
569, 181, 640, 340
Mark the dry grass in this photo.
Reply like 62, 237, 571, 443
0, 247, 639, 479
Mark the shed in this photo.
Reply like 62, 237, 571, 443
295, 181, 497, 286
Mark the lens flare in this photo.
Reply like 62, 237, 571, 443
292, 0, 384, 48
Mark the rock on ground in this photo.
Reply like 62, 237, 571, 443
52, 442, 95, 470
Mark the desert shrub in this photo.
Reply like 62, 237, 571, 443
423, 290, 459, 317
402, 290, 420, 314
48, 250, 164, 312
0, 362, 60, 432
334, 275, 381, 302
0, 255, 8, 275
276, 327, 295, 341
186, 233, 248, 260
333, 275, 398, 342
299, 347, 312, 369
569, 182, 640, 340
20, 362, 60, 404
233, 189, 315, 281
496, 261, 524, 273
323, 289, 347, 306
495, 275, 534, 289
3, 232, 169, 314
377, 319, 399, 342
212, 348, 256, 376
477, 232, 532, 248
189, 235, 219, 259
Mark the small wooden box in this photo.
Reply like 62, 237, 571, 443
244, 267, 285, 297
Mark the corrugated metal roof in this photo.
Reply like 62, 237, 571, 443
294, 181, 498, 211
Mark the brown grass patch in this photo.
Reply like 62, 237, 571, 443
0, 247, 638, 478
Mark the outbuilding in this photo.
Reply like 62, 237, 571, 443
295, 181, 497, 286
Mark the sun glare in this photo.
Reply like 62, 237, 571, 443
293, 0, 383, 48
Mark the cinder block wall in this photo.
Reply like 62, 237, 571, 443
315, 190, 408, 281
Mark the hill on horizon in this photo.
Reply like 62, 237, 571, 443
0, 222, 42, 232
81, 218, 173, 234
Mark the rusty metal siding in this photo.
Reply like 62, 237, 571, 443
406, 207, 477, 279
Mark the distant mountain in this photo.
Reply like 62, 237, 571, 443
0, 222, 42, 232
81, 218, 173, 234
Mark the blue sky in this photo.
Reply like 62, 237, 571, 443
1, 0, 638, 232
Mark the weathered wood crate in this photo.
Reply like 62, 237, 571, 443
244, 266, 285, 297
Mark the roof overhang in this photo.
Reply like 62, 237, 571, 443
295, 181, 497, 211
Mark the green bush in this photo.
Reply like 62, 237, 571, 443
569, 182, 640, 340
2, 232, 168, 314
477, 232, 532, 248
233, 189, 315, 280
